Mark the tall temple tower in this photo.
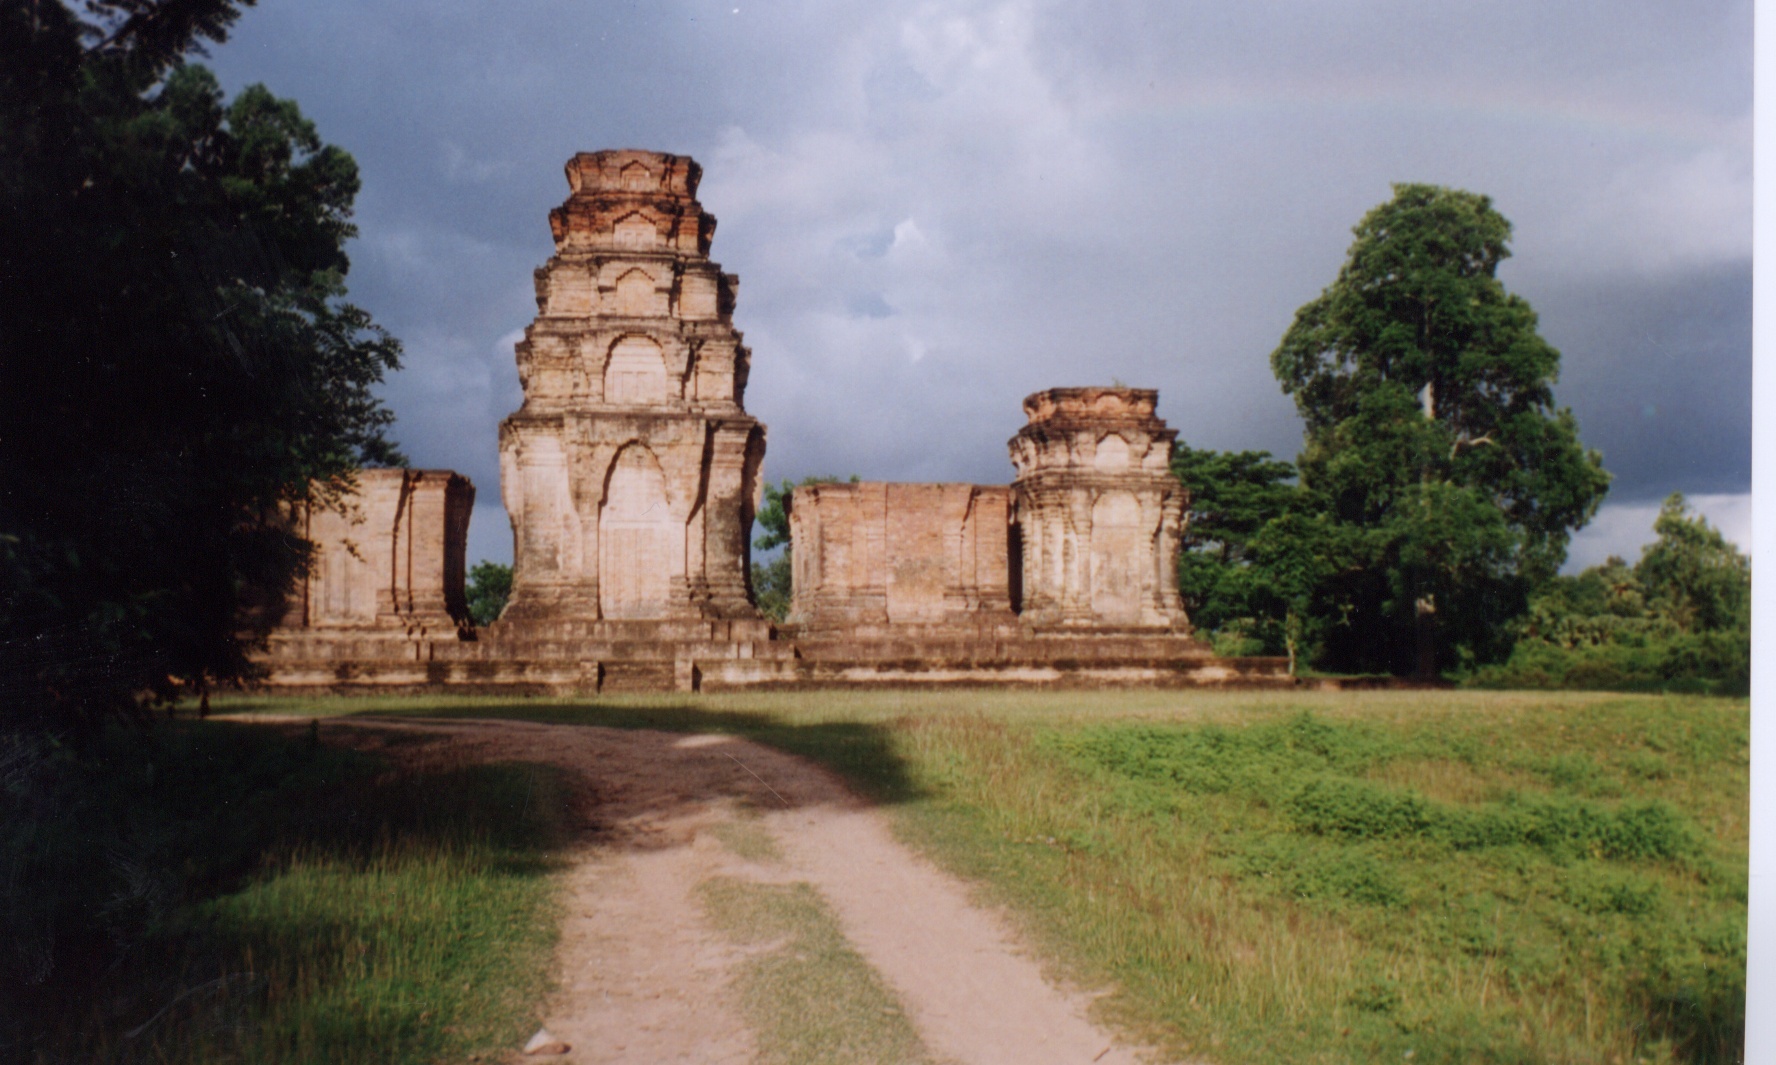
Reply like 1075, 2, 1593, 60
498, 150, 766, 624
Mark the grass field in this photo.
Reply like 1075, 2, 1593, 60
3, 721, 569, 1065
81, 688, 1749, 1064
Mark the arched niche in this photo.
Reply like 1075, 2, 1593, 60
1093, 433, 1132, 472
603, 335, 669, 406
613, 211, 656, 248
618, 161, 652, 190
599, 443, 675, 619
614, 268, 656, 316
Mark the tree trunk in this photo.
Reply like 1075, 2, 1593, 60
1413, 592, 1438, 680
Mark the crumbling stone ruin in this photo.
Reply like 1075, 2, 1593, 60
787, 388, 1189, 632
254, 150, 1286, 691
789, 483, 1016, 628
1008, 388, 1189, 629
263, 469, 474, 670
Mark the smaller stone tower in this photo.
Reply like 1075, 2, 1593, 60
1009, 387, 1189, 629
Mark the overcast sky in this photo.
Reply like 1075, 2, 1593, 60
207, 0, 1752, 571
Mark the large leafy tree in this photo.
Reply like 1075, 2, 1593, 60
1170, 444, 1349, 674
1, 1, 403, 736
1272, 184, 1609, 677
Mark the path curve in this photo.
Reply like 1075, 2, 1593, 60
311, 716, 1159, 1065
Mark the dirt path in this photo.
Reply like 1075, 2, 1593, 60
314, 716, 1158, 1065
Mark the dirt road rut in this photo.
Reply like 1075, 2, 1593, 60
327, 717, 1154, 1065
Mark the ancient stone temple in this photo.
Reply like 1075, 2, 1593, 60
499, 150, 764, 625
252, 149, 1288, 692
259, 469, 476, 681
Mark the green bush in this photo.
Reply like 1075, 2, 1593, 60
1283, 777, 1697, 862
1467, 636, 1747, 696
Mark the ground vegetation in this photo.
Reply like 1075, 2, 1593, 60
215, 690, 1748, 1065
1, 720, 565, 1062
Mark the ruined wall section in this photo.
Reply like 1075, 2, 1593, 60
787, 483, 1014, 628
284, 468, 475, 637
1010, 388, 1189, 629
498, 150, 765, 624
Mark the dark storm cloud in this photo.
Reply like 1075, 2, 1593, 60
206, 0, 1751, 566
1531, 264, 1752, 501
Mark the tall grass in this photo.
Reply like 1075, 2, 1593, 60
889, 695, 1747, 1065
219, 689, 1748, 1065
2, 722, 568, 1064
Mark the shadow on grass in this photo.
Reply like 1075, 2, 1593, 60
301, 697, 929, 808
222, 699, 931, 869
2, 720, 569, 1065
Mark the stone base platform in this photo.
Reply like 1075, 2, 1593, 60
251, 619, 1291, 694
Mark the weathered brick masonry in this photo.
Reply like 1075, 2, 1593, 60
252, 151, 1287, 691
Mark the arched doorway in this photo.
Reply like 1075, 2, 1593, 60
599, 444, 674, 618
1090, 490, 1144, 624
603, 335, 669, 406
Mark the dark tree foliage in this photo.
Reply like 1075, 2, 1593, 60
1170, 444, 1347, 673
750, 475, 855, 622
0, 1, 403, 737
1171, 445, 1297, 634
465, 561, 513, 627
1272, 184, 1610, 677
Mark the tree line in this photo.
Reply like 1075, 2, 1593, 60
1174, 185, 1746, 688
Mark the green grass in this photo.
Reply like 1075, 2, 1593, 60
699, 877, 933, 1065
708, 812, 784, 864
217, 689, 1749, 1065
3, 721, 569, 1064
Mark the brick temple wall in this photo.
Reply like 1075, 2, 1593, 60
282, 468, 475, 637
787, 482, 1015, 628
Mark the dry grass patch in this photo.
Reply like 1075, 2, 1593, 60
698, 877, 933, 1065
